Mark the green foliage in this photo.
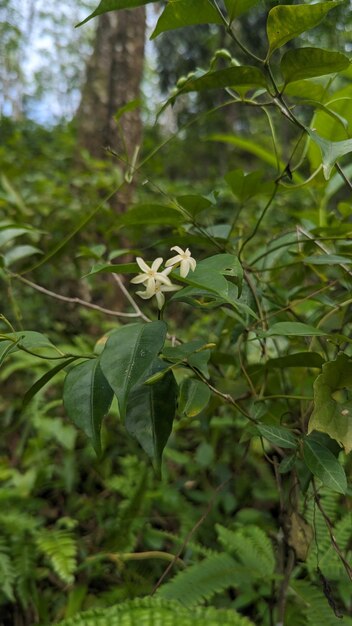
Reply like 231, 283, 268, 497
99, 322, 168, 420
309, 354, 352, 453
56, 597, 255, 626
36, 529, 78, 585
63, 358, 114, 454
266, 2, 343, 56
2, 0, 352, 624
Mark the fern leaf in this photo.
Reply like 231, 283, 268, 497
291, 579, 348, 626
216, 524, 276, 578
56, 597, 255, 626
13, 541, 37, 608
36, 529, 77, 584
0, 549, 16, 602
157, 553, 251, 606
149, 528, 216, 558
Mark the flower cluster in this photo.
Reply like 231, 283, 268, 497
130, 246, 196, 309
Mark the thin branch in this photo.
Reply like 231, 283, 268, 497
335, 162, 352, 193
238, 183, 279, 259
12, 273, 141, 319
297, 226, 352, 278
189, 365, 256, 422
312, 480, 352, 582
151, 444, 250, 595
111, 273, 151, 322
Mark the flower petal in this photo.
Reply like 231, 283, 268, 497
155, 291, 165, 309
180, 260, 190, 278
189, 258, 197, 271
165, 254, 181, 267
136, 289, 154, 300
160, 283, 182, 292
151, 257, 163, 272
136, 257, 150, 272
130, 274, 148, 284
170, 246, 183, 254
156, 273, 172, 286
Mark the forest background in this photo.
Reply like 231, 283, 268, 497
1, 1, 352, 625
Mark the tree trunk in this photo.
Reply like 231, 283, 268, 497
77, 7, 146, 207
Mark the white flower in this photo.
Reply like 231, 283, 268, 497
136, 280, 182, 309
130, 257, 172, 291
165, 246, 197, 278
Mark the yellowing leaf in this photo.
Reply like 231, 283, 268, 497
266, 2, 342, 57
308, 353, 352, 453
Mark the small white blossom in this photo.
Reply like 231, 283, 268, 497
130, 257, 172, 291
165, 246, 197, 278
136, 280, 182, 309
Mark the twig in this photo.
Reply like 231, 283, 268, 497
150, 477, 230, 594
85, 551, 185, 568
238, 183, 279, 259
189, 365, 256, 422
297, 226, 352, 278
11, 273, 141, 319
312, 480, 352, 582
111, 273, 151, 322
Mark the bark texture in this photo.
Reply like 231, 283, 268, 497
77, 8, 146, 171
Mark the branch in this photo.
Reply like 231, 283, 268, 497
11, 273, 141, 319
313, 480, 352, 583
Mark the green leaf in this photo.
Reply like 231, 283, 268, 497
281, 47, 350, 85
257, 425, 298, 449
125, 359, 177, 475
308, 353, 352, 454
279, 454, 296, 474
175, 195, 212, 218
225, 169, 270, 203
178, 378, 211, 417
0, 228, 32, 248
308, 129, 352, 179
266, 2, 342, 57
63, 359, 113, 454
23, 357, 78, 409
175, 253, 243, 301
36, 530, 77, 585
151, 0, 222, 40
114, 98, 141, 123
0, 340, 18, 366
163, 340, 212, 377
77, 0, 155, 27
121, 203, 185, 226
225, 0, 260, 21
303, 436, 347, 494
100, 322, 167, 420
261, 322, 327, 337
303, 254, 352, 265
84, 262, 138, 277
1, 331, 59, 357
264, 352, 324, 369
208, 134, 285, 171
4, 245, 42, 266
176, 66, 266, 96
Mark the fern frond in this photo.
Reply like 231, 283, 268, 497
56, 597, 255, 626
36, 529, 77, 584
107, 465, 150, 552
13, 541, 37, 608
0, 548, 16, 602
216, 524, 276, 578
316, 513, 352, 580
0, 510, 39, 534
157, 553, 251, 606
149, 528, 216, 558
306, 507, 352, 580
290, 579, 349, 626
